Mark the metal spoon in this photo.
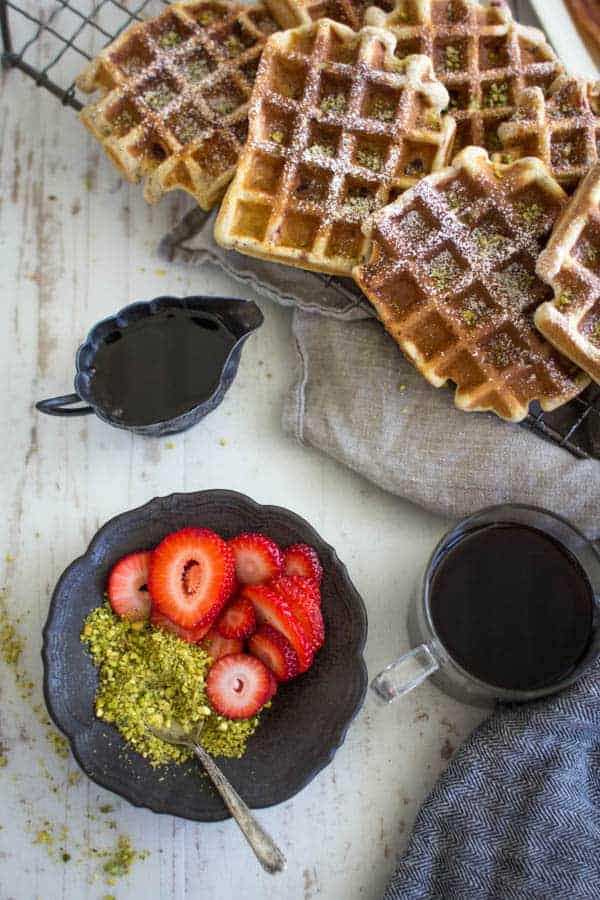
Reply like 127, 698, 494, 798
146, 720, 286, 874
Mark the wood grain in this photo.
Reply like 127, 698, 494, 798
0, 10, 482, 894
564, 0, 600, 60
565, 0, 600, 46
0, 1, 564, 898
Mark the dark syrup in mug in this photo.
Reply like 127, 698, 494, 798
429, 524, 594, 691
89, 307, 236, 426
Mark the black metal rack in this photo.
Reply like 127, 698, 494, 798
2, 0, 599, 460
0, 0, 167, 109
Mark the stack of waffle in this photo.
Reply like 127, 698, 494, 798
77, 0, 280, 209
78, 0, 600, 423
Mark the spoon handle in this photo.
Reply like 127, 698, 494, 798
193, 743, 286, 874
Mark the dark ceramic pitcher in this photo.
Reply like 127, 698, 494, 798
36, 295, 263, 436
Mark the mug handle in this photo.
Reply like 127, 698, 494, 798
371, 644, 439, 703
36, 393, 94, 417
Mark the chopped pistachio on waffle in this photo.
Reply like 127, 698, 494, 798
354, 147, 589, 422
214, 18, 455, 276
77, 0, 281, 210
497, 75, 600, 193
365, 0, 562, 155
536, 164, 600, 384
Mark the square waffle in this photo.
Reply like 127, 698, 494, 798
535, 164, 600, 384
365, 0, 563, 154
214, 19, 455, 276
496, 75, 600, 194
354, 146, 590, 422
77, 0, 281, 210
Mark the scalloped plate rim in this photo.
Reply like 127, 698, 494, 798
42, 489, 368, 822
70, 296, 262, 434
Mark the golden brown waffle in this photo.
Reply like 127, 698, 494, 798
214, 19, 455, 277
496, 75, 600, 194
265, 0, 395, 30
77, 0, 281, 210
365, 0, 563, 154
354, 146, 589, 422
535, 164, 600, 384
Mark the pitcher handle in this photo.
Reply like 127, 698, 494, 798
371, 643, 439, 703
36, 393, 94, 417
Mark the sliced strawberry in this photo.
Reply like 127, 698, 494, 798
206, 653, 275, 719
273, 574, 321, 608
248, 624, 299, 681
200, 627, 244, 661
216, 595, 256, 639
228, 533, 284, 585
149, 528, 234, 629
150, 607, 211, 643
266, 670, 278, 700
107, 551, 153, 622
271, 575, 325, 651
242, 583, 313, 673
283, 543, 323, 585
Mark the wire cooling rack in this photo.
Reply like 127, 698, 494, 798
2, 0, 600, 460
0, 0, 168, 108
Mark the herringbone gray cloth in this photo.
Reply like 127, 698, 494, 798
384, 657, 600, 900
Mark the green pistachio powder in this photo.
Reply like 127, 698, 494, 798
0, 589, 154, 882
81, 602, 263, 765
0, 586, 264, 882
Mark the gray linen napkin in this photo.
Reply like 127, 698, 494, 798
160, 208, 600, 539
384, 654, 600, 900
161, 207, 371, 321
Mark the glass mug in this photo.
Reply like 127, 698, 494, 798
372, 504, 600, 708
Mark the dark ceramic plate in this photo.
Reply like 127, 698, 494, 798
42, 490, 368, 822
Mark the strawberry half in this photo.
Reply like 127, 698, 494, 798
242, 583, 313, 673
200, 627, 244, 661
107, 551, 153, 622
149, 528, 234, 629
206, 653, 276, 719
271, 575, 325, 651
150, 607, 211, 643
283, 544, 323, 584
216, 595, 256, 639
248, 624, 299, 681
228, 533, 284, 585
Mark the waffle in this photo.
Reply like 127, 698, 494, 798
76, 0, 281, 210
535, 164, 600, 385
265, 0, 395, 30
214, 19, 456, 276
365, 0, 563, 155
354, 146, 590, 422
496, 75, 600, 194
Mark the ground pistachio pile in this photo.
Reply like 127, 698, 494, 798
81, 603, 262, 765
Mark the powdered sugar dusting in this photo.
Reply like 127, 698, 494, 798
535, 165, 600, 383
366, 0, 563, 154
498, 75, 600, 192
222, 19, 455, 274
78, 0, 279, 206
355, 148, 588, 420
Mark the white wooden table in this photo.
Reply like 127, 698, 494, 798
0, 2, 590, 898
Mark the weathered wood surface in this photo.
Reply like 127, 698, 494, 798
0, 1, 577, 898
